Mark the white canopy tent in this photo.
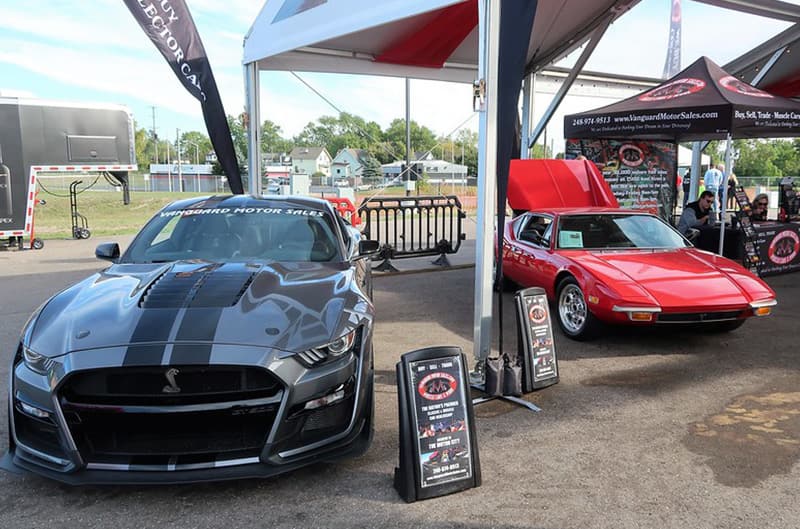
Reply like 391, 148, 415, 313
242, 0, 642, 369
241, 0, 797, 368
678, 145, 710, 168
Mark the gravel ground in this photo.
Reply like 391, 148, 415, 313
0, 237, 797, 529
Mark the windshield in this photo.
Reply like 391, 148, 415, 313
557, 214, 689, 250
122, 206, 341, 263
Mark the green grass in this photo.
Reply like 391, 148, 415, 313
30, 185, 479, 239
33, 191, 207, 239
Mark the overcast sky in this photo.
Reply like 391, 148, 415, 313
0, 0, 795, 150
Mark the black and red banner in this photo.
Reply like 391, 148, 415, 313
122, 0, 243, 194
662, 0, 681, 79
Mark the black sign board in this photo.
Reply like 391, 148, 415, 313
752, 222, 800, 276
515, 287, 559, 392
394, 346, 480, 502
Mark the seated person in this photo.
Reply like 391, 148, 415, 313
751, 193, 769, 222
677, 190, 714, 240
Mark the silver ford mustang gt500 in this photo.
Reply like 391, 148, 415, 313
4, 195, 380, 484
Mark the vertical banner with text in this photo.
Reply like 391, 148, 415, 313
122, 0, 243, 194
662, 0, 682, 79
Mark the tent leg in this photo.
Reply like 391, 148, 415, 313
245, 61, 261, 196
470, 389, 542, 412
471, 0, 501, 376
520, 73, 534, 160
719, 134, 733, 255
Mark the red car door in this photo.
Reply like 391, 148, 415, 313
506, 214, 554, 288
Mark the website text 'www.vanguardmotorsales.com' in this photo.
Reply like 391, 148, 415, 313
613, 111, 718, 124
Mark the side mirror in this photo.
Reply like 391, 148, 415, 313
95, 242, 120, 262
356, 239, 380, 259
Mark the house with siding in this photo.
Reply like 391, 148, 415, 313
331, 148, 371, 180
289, 146, 331, 176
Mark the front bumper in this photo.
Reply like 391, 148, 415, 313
4, 339, 373, 485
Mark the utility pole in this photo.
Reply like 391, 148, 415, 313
167, 142, 172, 192
176, 128, 183, 192
151, 106, 158, 163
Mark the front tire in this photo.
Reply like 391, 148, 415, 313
556, 277, 599, 340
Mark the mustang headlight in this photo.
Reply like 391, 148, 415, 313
297, 329, 359, 367
22, 346, 54, 375
326, 330, 357, 357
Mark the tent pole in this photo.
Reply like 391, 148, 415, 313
528, 18, 613, 148
405, 78, 412, 195
690, 142, 702, 204
245, 61, 262, 196
750, 47, 787, 86
471, 0, 500, 375
520, 73, 534, 159
718, 134, 733, 255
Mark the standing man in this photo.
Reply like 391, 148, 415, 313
703, 163, 724, 220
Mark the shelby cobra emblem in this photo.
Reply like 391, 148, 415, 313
162, 368, 181, 393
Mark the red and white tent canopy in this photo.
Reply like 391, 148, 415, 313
243, 0, 641, 83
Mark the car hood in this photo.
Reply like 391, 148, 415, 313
28, 261, 370, 358
578, 248, 774, 309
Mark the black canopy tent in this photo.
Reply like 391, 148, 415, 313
564, 56, 800, 254
565, 56, 800, 141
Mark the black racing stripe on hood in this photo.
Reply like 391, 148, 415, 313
123, 309, 179, 366
169, 307, 223, 365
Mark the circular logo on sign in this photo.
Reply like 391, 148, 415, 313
418, 372, 457, 401
638, 78, 705, 101
529, 303, 547, 324
619, 144, 644, 167
768, 230, 800, 265
719, 75, 773, 98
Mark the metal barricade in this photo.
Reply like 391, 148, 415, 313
323, 197, 361, 226
358, 195, 466, 270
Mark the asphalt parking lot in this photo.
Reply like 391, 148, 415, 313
0, 237, 798, 529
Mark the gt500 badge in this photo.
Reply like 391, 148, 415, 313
418, 372, 457, 401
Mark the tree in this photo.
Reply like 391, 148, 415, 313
360, 156, 382, 180
211, 113, 247, 177
772, 139, 800, 177
454, 129, 478, 176
228, 113, 248, 165
179, 130, 212, 165
134, 126, 147, 168
382, 118, 438, 161
260, 120, 292, 156
531, 142, 552, 159
733, 139, 781, 177
294, 112, 382, 157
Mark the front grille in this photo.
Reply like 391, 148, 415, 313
657, 310, 744, 323
61, 365, 281, 406
58, 365, 284, 463
63, 405, 278, 457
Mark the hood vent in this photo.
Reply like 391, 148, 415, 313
140, 269, 256, 309
189, 271, 256, 308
